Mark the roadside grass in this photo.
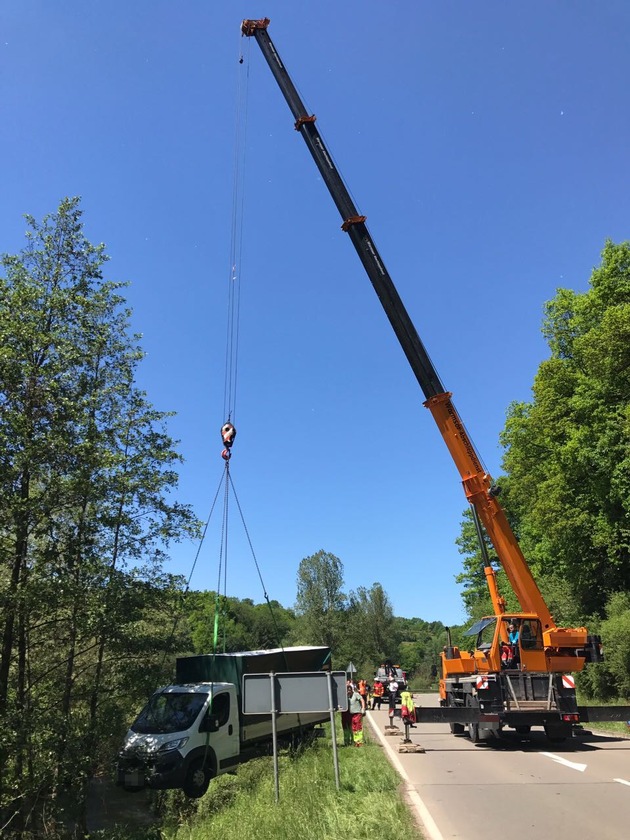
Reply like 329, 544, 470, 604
582, 720, 630, 736
158, 720, 422, 840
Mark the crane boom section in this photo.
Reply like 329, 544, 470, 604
426, 392, 554, 627
243, 19, 575, 642
242, 19, 444, 401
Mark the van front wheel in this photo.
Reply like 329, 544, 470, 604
183, 758, 212, 798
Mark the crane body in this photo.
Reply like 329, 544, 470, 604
242, 18, 630, 741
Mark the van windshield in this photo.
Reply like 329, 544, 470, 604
131, 691, 208, 734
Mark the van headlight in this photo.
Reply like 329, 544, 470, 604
158, 737, 189, 753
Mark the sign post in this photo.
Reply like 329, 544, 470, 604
269, 671, 279, 803
243, 670, 347, 800
326, 671, 340, 790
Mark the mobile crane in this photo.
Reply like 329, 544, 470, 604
242, 18, 630, 741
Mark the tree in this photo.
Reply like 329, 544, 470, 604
0, 198, 199, 834
187, 592, 296, 653
393, 617, 448, 686
343, 583, 399, 675
294, 550, 346, 656
500, 240, 630, 617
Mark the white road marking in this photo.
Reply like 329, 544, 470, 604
541, 752, 587, 772
614, 778, 630, 787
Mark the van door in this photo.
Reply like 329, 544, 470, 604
198, 688, 240, 770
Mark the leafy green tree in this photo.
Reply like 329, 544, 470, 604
500, 240, 630, 617
0, 198, 199, 834
187, 592, 296, 653
294, 550, 346, 657
343, 583, 399, 676
393, 617, 448, 686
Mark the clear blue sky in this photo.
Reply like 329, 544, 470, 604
2, 2, 629, 626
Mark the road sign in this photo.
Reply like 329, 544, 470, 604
242, 670, 347, 714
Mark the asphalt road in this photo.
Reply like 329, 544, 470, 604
367, 692, 630, 840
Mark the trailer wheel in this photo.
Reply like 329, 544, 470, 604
183, 758, 213, 798
447, 694, 465, 735
466, 695, 480, 744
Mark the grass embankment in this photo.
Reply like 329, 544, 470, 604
161, 720, 421, 840
92, 720, 422, 840
584, 720, 630, 736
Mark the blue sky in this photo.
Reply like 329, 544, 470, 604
2, 2, 629, 626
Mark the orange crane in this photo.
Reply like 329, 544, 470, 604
242, 18, 629, 741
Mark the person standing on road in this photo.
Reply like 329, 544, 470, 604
341, 681, 366, 746
371, 680, 384, 710
387, 677, 399, 725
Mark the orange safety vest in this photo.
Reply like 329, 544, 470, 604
358, 679, 367, 696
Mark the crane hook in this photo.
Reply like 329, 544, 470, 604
221, 422, 236, 460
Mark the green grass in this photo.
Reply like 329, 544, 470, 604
582, 720, 630, 736
157, 721, 423, 840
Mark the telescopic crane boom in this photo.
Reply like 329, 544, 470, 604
241, 18, 588, 656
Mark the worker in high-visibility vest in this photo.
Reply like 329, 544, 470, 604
400, 690, 416, 726
358, 678, 368, 708
371, 680, 385, 710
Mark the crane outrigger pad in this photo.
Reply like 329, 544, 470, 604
415, 707, 482, 723
416, 705, 630, 725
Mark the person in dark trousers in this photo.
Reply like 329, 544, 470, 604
358, 678, 369, 710
387, 677, 399, 725
371, 680, 384, 710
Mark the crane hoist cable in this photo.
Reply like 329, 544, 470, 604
208, 38, 292, 658
159, 35, 249, 671
222, 31, 251, 429
164, 37, 288, 675
159, 471, 225, 676
208, 33, 251, 652
226, 470, 290, 649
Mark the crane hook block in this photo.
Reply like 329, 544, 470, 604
221, 448, 231, 461
221, 422, 237, 449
